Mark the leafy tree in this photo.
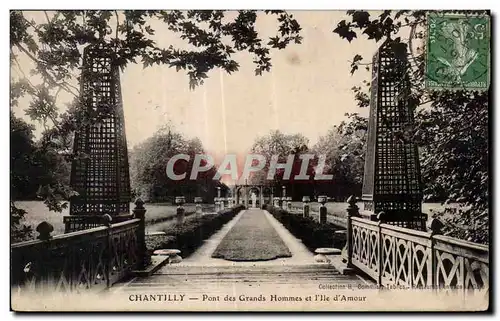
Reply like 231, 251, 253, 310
11, 202, 32, 242
10, 111, 37, 199
10, 112, 73, 241
312, 113, 367, 201
11, 10, 489, 245
10, 113, 36, 241
249, 130, 313, 199
129, 125, 224, 203
10, 10, 301, 233
11, 10, 302, 120
333, 10, 489, 243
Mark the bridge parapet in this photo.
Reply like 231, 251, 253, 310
11, 200, 149, 294
348, 211, 489, 295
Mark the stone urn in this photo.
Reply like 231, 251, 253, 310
175, 196, 186, 205
286, 196, 292, 211
194, 197, 203, 216
273, 197, 281, 207
281, 196, 287, 210
214, 197, 220, 212
218, 197, 224, 210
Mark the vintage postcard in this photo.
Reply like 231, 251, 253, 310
10, 9, 490, 312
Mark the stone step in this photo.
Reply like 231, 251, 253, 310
116, 264, 365, 293
153, 264, 340, 275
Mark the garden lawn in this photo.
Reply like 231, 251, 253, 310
289, 201, 452, 217
212, 209, 291, 261
13, 201, 212, 237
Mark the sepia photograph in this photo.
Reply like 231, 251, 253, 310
9, 8, 491, 312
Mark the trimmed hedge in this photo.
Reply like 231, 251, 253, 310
150, 205, 245, 258
264, 205, 343, 251
146, 209, 196, 225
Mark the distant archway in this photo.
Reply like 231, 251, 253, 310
234, 184, 272, 209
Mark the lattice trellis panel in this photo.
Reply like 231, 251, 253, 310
362, 41, 424, 229
69, 45, 131, 223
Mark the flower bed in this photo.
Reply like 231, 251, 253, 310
148, 205, 245, 258
264, 205, 343, 251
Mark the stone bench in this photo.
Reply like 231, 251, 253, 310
153, 249, 182, 264
314, 247, 341, 263
334, 230, 347, 241
147, 231, 166, 236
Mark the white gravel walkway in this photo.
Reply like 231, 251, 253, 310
158, 209, 314, 271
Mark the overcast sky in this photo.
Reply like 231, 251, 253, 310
12, 11, 380, 158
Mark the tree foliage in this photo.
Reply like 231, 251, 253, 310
333, 10, 489, 243
10, 112, 72, 241
249, 130, 312, 198
10, 10, 302, 102
10, 10, 490, 245
312, 113, 367, 200
129, 125, 226, 203
10, 10, 300, 236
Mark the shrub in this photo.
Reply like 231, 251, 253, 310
151, 205, 245, 258
267, 206, 343, 250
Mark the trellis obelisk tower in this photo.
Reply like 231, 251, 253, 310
361, 41, 426, 230
66, 45, 131, 232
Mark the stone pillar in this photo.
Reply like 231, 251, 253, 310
345, 195, 360, 268
194, 197, 203, 217
259, 186, 264, 208
221, 197, 227, 210
214, 197, 219, 212
302, 196, 310, 218
273, 197, 280, 207
281, 197, 287, 210
216, 186, 222, 212
175, 196, 185, 224
281, 186, 287, 210
286, 197, 292, 212
244, 186, 249, 208
133, 198, 150, 269
318, 195, 327, 224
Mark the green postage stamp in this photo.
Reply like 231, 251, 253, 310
426, 13, 490, 91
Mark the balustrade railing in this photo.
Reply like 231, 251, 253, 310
346, 197, 489, 296
11, 199, 148, 294
63, 214, 134, 233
